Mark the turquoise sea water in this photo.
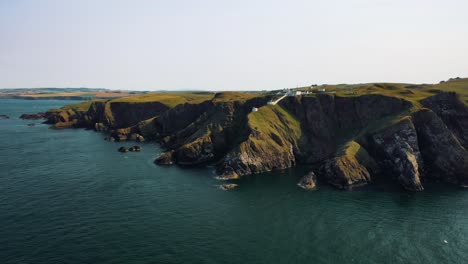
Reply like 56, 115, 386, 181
1, 99, 468, 264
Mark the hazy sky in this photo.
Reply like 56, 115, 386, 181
1, 0, 467, 90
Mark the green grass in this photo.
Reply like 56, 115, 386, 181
432, 78, 468, 103
110, 92, 214, 107
247, 105, 302, 151
212, 92, 262, 103
61, 99, 106, 112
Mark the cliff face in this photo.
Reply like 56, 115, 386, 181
364, 118, 424, 191
280, 94, 412, 162
412, 108, 468, 186
154, 95, 271, 165
46, 91, 468, 191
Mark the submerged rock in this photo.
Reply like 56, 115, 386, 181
27, 123, 36, 126
298, 171, 317, 190
0, 114, 9, 119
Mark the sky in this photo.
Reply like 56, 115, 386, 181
1, 0, 467, 91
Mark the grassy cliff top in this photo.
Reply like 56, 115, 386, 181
212, 92, 262, 103
110, 92, 215, 107
302, 78, 468, 104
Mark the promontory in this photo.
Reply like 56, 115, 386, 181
43, 78, 468, 191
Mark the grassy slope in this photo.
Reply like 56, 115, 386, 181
246, 105, 302, 155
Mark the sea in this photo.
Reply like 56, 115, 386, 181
1, 99, 468, 264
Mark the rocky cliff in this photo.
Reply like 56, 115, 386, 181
45, 91, 468, 192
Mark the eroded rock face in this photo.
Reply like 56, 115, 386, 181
174, 135, 215, 165
298, 171, 317, 190
279, 94, 413, 163
216, 106, 300, 179
369, 118, 424, 191
412, 109, 468, 186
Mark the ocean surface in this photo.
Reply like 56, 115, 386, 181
1, 99, 468, 264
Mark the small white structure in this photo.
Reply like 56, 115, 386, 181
252, 107, 259, 112
287, 90, 302, 96
318, 88, 326, 92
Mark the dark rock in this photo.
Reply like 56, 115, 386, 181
94, 122, 108, 132
20, 113, 45, 119
129, 146, 141, 152
154, 150, 175, 165
412, 109, 468, 186
369, 117, 424, 191
27, 123, 36, 126
420, 92, 468, 148
129, 133, 145, 142
118, 146, 128, 153
298, 171, 317, 190
0, 114, 9, 119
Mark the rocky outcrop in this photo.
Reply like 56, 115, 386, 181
215, 105, 301, 179
298, 171, 317, 190
154, 150, 175, 165
367, 117, 424, 191
412, 109, 468, 186
155, 95, 272, 167
321, 142, 373, 189
220, 184, 238, 190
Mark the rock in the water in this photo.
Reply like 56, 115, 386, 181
298, 171, 317, 190
0, 114, 9, 119
27, 123, 36, 126
220, 183, 238, 190
20, 113, 45, 119
129, 145, 141, 152
154, 150, 175, 165
118, 146, 128, 153
129, 133, 145, 142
